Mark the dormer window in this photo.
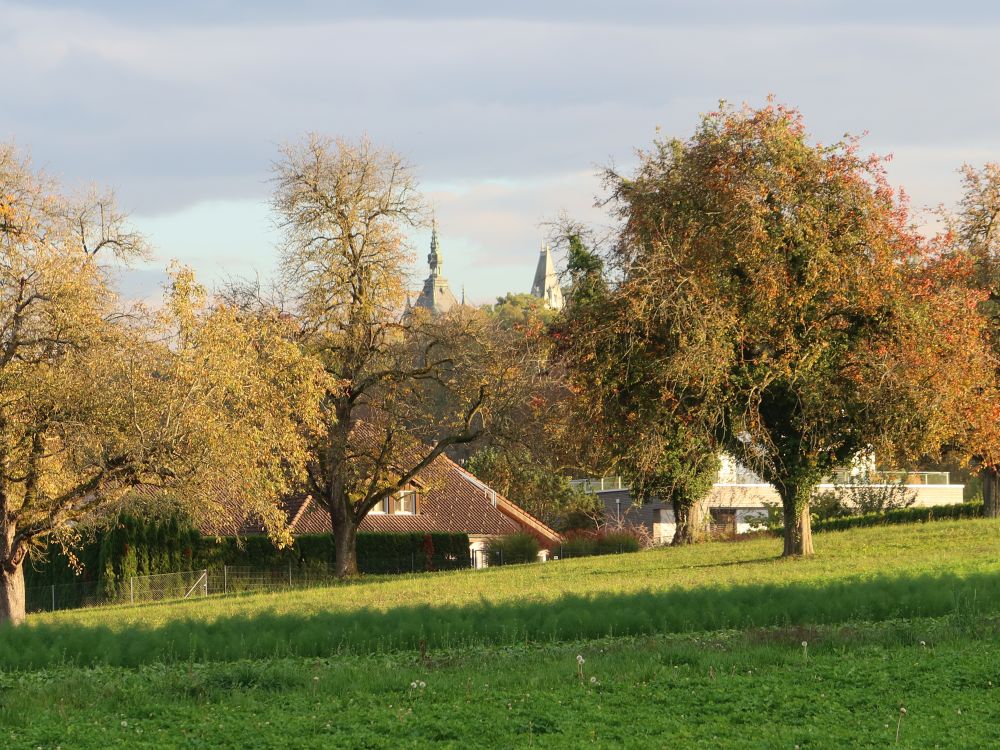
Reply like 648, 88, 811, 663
368, 485, 421, 516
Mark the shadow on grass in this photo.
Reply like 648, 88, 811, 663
1, 569, 998, 670
684, 556, 780, 570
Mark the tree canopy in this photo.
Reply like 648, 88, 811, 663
562, 102, 996, 555
265, 134, 540, 577
0, 146, 321, 623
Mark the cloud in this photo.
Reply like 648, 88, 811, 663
2, 1, 998, 302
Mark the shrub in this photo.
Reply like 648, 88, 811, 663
811, 472, 917, 523
558, 529, 642, 558
560, 532, 598, 558
596, 531, 642, 555
487, 533, 540, 565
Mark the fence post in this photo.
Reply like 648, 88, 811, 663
129, 577, 134, 605
51, 584, 55, 612
203, 569, 208, 597
288, 562, 293, 587
223, 565, 228, 595
411, 552, 415, 573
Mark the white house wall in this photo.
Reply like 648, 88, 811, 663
601, 480, 965, 544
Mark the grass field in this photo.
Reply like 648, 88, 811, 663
1, 519, 999, 748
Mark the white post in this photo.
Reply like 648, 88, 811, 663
130, 577, 134, 605
223, 565, 228, 595
288, 562, 293, 587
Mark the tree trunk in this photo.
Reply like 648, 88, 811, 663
330, 505, 359, 578
0, 518, 26, 625
981, 466, 999, 519
781, 490, 815, 557
671, 498, 703, 545
0, 563, 25, 626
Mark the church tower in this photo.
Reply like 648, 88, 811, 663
414, 217, 459, 314
530, 243, 563, 310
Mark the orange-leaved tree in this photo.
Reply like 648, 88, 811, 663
575, 102, 994, 556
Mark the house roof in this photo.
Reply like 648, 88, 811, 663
188, 422, 562, 547
286, 450, 562, 546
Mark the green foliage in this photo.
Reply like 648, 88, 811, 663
198, 532, 470, 574
809, 501, 983, 533
94, 514, 200, 598
564, 233, 607, 307
812, 472, 917, 521
487, 532, 540, 565
558, 224, 722, 544
466, 446, 596, 530
487, 292, 558, 329
25, 517, 472, 590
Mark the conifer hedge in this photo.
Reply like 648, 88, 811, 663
24, 514, 471, 591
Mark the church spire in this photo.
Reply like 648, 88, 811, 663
427, 213, 442, 277
530, 242, 563, 311
413, 214, 459, 315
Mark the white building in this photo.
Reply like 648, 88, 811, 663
573, 458, 966, 544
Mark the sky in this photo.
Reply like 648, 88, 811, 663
2, 1, 999, 303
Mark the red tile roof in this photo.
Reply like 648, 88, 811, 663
287, 450, 561, 547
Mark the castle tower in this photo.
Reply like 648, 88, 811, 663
530, 243, 563, 310
413, 217, 459, 314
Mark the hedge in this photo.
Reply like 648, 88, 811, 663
558, 529, 643, 558
24, 514, 471, 591
196, 532, 471, 574
768, 501, 985, 536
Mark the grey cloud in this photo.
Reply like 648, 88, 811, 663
0, 2, 997, 220
19, 1, 1000, 27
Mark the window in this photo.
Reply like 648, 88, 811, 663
367, 487, 420, 517
392, 489, 417, 515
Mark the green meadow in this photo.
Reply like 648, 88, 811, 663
1, 519, 999, 747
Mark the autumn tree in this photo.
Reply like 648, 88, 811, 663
557, 233, 724, 544
269, 135, 535, 577
0, 146, 319, 624
571, 103, 993, 557
947, 163, 1000, 517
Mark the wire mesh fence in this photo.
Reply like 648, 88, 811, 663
24, 555, 472, 615
25, 569, 211, 614
25, 547, 640, 615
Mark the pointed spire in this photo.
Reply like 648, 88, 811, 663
413, 213, 459, 314
461, 285, 466, 306
427, 211, 442, 276
531, 241, 563, 310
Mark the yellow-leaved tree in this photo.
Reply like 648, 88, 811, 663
0, 146, 323, 624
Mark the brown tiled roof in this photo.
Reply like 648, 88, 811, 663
288, 450, 562, 547
180, 424, 562, 547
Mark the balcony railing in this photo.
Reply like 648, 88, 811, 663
568, 476, 627, 493
571, 469, 953, 494
823, 470, 951, 486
